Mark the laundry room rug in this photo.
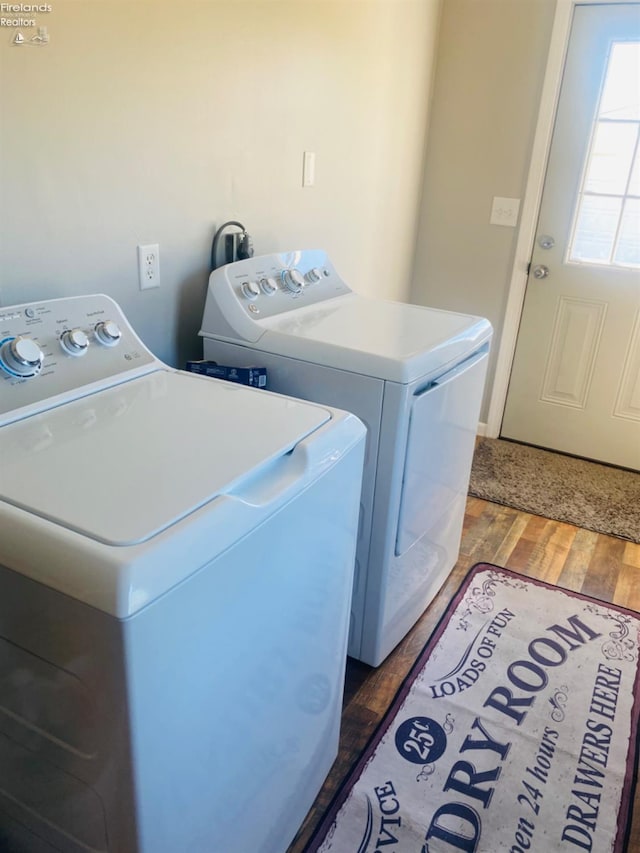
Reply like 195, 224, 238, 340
303, 563, 640, 853
468, 438, 640, 543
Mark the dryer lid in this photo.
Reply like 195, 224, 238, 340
257, 294, 493, 383
0, 370, 331, 545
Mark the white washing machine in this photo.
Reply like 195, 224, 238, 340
200, 250, 492, 667
0, 294, 366, 853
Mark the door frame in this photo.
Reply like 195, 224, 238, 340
486, 0, 639, 438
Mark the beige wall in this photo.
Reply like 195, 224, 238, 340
411, 0, 557, 421
0, 0, 441, 366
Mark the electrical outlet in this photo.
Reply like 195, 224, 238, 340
490, 197, 521, 227
137, 243, 160, 290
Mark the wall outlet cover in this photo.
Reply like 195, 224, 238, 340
138, 243, 160, 290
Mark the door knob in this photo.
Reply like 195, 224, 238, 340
532, 264, 550, 279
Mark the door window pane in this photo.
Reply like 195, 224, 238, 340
569, 40, 640, 269
584, 122, 637, 195
599, 42, 640, 120
571, 195, 622, 263
613, 198, 640, 266
628, 147, 640, 196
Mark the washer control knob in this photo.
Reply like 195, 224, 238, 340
94, 320, 122, 347
259, 277, 278, 295
60, 328, 90, 356
282, 269, 305, 293
241, 281, 261, 301
305, 267, 322, 284
0, 336, 44, 377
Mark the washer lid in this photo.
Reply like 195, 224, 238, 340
257, 293, 492, 383
0, 370, 331, 545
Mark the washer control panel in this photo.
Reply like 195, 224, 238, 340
0, 294, 157, 423
208, 250, 352, 322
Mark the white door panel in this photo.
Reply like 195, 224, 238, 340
502, 3, 640, 470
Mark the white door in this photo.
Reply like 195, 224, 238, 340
502, 3, 640, 471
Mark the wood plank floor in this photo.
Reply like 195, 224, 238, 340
287, 497, 640, 852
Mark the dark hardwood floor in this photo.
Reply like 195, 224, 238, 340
287, 497, 640, 852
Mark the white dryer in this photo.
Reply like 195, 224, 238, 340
0, 294, 365, 853
200, 250, 492, 666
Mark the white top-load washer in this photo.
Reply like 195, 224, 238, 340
200, 250, 493, 666
0, 294, 365, 853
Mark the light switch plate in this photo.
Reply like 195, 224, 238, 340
490, 197, 520, 227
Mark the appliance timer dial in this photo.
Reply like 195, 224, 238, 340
259, 277, 278, 295
0, 336, 45, 378
305, 267, 322, 284
282, 269, 305, 293
241, 281, 261, 301
60, 328, 90, 356
94, 320, 122, 347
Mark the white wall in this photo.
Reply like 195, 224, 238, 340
0, 0, 441, 366
410, 0, 557, 422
